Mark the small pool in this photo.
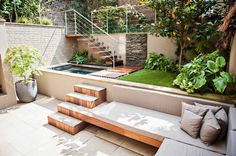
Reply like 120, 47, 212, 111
50, 64, 104, 74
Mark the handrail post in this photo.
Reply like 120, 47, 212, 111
113, 49, 115, 68
74, 11, 77, 34
125, 7, 128, 33
65, 12, 67, 34
154, 9, 157, 24
91, 11, 94, 34
106, 11, 109, 33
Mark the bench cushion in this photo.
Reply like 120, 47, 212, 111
155, 139, 224, 156
92, 102, 226, 154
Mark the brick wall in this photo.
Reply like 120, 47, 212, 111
5, 23, 77, 66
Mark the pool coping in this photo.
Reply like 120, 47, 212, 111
39, 66, 236, 105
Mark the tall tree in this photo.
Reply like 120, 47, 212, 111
138, 0, 220, 69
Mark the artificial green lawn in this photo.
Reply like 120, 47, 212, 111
118, 69, 177, 87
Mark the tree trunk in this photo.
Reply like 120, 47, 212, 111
179, 46, 184, 70
13, 1, 18, 22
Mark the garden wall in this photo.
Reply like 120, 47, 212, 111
0, 20, 17, 109
5, 23, 78, 66
93, 33, 177, 66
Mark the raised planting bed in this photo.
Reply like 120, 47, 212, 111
118, 69, 177, 88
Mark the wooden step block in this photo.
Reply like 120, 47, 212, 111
65, 92, 100, 108
65, 34, 88, 38
57, 102, 92, 119
74, 84, 106, 103
48, 112, 88, 135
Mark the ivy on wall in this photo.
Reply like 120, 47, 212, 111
92, 5, 147, 33
71, 0, 118, 17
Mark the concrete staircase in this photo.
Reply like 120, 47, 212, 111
48, 83, 107, 135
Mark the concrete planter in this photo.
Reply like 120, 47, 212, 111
15, 79, 38, 103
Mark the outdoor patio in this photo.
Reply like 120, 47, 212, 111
0, 1, 236, 156
0, 95, 157, 156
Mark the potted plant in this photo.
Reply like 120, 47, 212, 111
4, 44, 45, 103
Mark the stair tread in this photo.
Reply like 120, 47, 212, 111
74, 84, 105, 91
58, 102, 92, 116
101, 55, 112, 59
48, 112, 83, 127
66, 92, 98, 102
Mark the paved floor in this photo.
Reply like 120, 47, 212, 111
0, 95, 157, 156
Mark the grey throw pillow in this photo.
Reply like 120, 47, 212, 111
195, 103, 222, 114
215, 108, 228, 140
200, 110, 221, 145
181, 110, 203, 138
182, 102, 208, 117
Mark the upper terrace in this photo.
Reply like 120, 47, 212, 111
0, 0, 236, 156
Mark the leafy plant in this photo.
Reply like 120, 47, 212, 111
70, 49, 89, 64
173, 51, 236, 94
92, 5, 146, 33
40, 17, 52, 25
4, 44, 45, 83
138, 0, 222, 69
17, 16, 31, 23
144, 53, 177, 73
0, 0, 40, 22
95, 59, 106, 65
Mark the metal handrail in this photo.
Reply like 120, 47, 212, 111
63, 9, 118, 43
63, 9, 117, 67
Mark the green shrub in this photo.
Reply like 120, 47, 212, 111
4, 44, 45, 83
144, 53, 177, 73
70, 49, 89, 64
17, 17, 31, 24
40, 17, 53, 25
173, 51, 236, 94
95, 59, 106, 65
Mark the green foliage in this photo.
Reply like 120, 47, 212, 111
17, 17, 31, 23
4, 44, 45, 83
173, 51, 235, 94
16, 16, 52, 25
70, 49, 89, 64
40, 17, 52, 25
0, 0, 54, 25
92, 5, 146, 33
0, 0, 39, 22
71, 0, 118, 17
138, 0, 221, 68
144, 53, 177, 73
95, 59, 106, 65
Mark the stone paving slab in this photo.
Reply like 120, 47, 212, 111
0, 95, 157, 156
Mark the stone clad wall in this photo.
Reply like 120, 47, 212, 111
126, 34, 147, 67
43, 0, 73, 26
5, 23, 77, 65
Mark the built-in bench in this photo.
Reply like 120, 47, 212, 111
92, 101, 227, 155
49, 84, 236, 156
